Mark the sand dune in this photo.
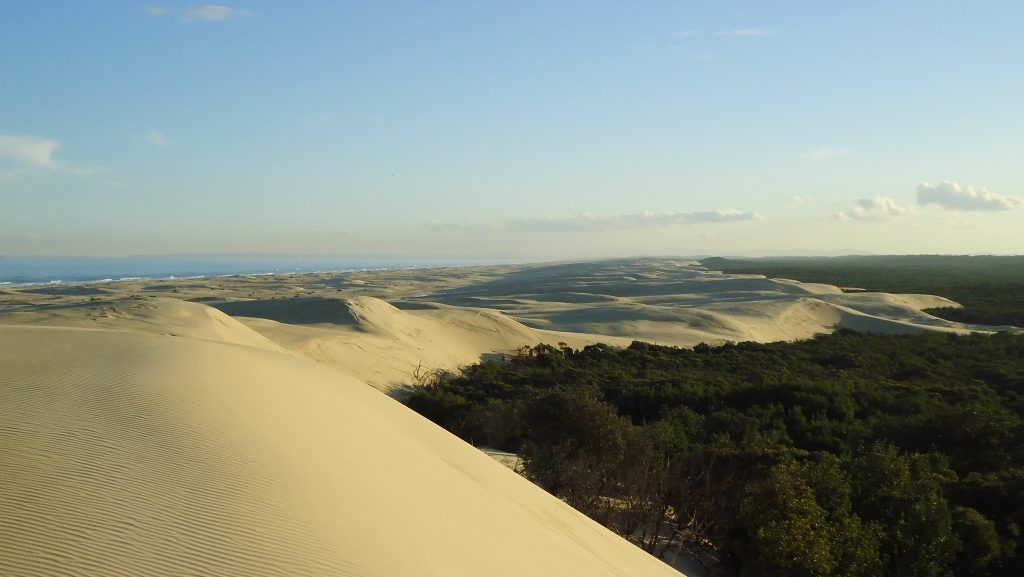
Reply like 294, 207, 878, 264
0, 325, 680, 576
1, 259, 1009, 394
0, 296, 288, 353
1, 257, 1016, 576
230, 296, 628, 392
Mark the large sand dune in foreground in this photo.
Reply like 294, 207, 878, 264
1, 258, 1016, 575
0, 325, 680, 577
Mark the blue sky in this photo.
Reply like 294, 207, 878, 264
1, 1, 1022, 257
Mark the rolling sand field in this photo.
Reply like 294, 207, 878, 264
1, 258, 1014, 576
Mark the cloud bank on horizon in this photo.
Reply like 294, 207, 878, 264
428, 209, 763, 233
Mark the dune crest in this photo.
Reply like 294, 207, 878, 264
0, 296, 289, 352
232, 296, 608, 392
0, 325, 680, 577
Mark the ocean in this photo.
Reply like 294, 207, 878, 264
0, 255, 505, 285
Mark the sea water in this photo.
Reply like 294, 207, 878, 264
0, 255, 503, 285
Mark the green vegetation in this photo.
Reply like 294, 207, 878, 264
700, 255, 1024, 327
406, 332, 1024, 576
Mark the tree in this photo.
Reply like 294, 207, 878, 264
737, 455, 880, 577
519, 387, 629, 522
848, 444, 955, 577
951, 506, 1000, 575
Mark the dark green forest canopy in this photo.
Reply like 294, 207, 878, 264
406, 332, 1024, 577
700, 255, 1024, 327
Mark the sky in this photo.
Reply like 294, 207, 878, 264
1, 1, 1022, 258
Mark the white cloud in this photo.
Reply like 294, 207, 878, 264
790, 195, 811, 205
0, 133, 99, 175
916, 180, 1021, 211
719, 28, 778, 37
144, 131, 169, 146
677, 209, 763, 224
831, 196, 911, 222
675, 30, 697, 38
691, 52, 715, 61
428, 209, 763, 233
142, 5, 252, 20
0, 134, 61, 168
183, 5, 253, 21
803, 147, 850, 160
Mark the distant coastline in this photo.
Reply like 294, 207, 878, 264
0, 255, 513, 286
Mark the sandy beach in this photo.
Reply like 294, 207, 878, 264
0, 258, 1007, 576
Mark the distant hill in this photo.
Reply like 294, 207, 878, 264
701, 255, 1024, 327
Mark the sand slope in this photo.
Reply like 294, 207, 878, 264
232, 260, 1005, 389
0, 295, 288, 353
399, 260, 996, 349
229, 296, 631, 392
0, 325, 679, 577
2, 257, 1015, 576
2, 259, 1010, 396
